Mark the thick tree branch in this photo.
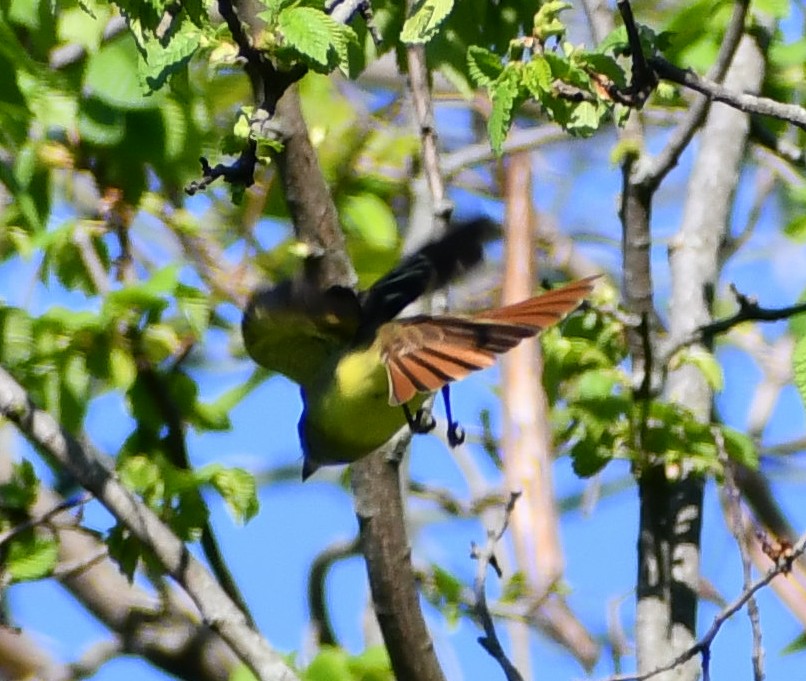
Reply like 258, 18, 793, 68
351, 435, 447, 681
0, 366, 298, 681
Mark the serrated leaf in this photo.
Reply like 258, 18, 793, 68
127, 14, 201, 93
401, 0, 454, 45
119, 455, 163, 495
205, 466, 259, 523
7, 533, 58, 582
567, 101, 601, 137
466, 45, 502, 87
278, 6, 354, 71
488, 71, 519, 155
522, 55, 552, 97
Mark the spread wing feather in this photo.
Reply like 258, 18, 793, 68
381, 276, 599, 405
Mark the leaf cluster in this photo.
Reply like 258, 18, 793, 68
543, 301, 758, 478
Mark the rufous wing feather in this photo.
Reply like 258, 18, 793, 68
381, 275, 599, 405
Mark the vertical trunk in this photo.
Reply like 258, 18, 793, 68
636, 35, 766, 679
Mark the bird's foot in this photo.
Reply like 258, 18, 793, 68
403, 404, 436, 434
447, 421, 465, 447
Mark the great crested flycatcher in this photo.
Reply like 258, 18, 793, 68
242, 219, 598, 479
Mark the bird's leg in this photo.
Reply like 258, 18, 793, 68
402, 403, 435, 434
441, 385, 465, 447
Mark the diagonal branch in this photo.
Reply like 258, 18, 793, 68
599, 530, 806, 681
658, 285, 806, 366
651, 56, 806, 131
471, 492, 525, 681
0, 366, 298, 681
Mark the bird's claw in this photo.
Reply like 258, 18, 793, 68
447, 421, 465, 447
412, 408, 436, 434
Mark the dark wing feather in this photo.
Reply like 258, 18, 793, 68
380, 276, 599, 405
356, 218, 497, 341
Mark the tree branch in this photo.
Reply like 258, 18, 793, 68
640, 0, 751, 188
658, 284, 806, 366
471, 492, 525, 681
651, 56, 806, 131
0, 366, 298, 681
599, 530, 806, 681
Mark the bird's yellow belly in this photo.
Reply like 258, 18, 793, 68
303, 346, 427, 463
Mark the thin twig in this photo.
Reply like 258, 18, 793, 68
651, 56, 806, 131
717, 429, 764, 681
406, 44, 453, 230
0, 494, 91, 547
470, 491, 525, 681
307, 537, 361, 646
597, 530, 806, 681
658, 285, 806, 365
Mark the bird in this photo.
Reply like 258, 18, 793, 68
241, 219, 598, 480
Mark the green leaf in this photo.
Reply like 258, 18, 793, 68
753, 0, 790, 18
305, 647, 352, 681
78, 97, 126, 146
204, 466, 259, 523
278, 6, 356, 71
126, 14, 202, 93
522, 55, 552, 97
793, 334, 806, 411
340, 193, 398, 249
0, 306, 33, 366
784, 214, 806, 242
671, 347, 724, 391
84, 36, 158, 110
467, 45, 503, 87
176, 284, 210, 338
488, 69, 519, 155
782, 631, 806, 655
119, 455, 163, 497
106, 523, 142, 582
6, 533, 58, 582
401, 0, 455, 45
347, 646, 393, 680
720, 427, 758, 469
230, 663, 259, 681
0, 460, 38, 510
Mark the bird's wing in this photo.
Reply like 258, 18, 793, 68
379, 276, 599, 405
356, 218, 497, 341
